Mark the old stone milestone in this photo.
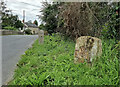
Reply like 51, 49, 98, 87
38, 30, 44, 44
74, 36, 102, 64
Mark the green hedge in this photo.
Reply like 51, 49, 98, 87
3, 26, 17, 30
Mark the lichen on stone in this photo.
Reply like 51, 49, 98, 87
74, 36, 102, 64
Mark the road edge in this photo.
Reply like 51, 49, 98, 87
4, 36, 38, 85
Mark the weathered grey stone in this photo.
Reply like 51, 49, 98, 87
74, 36, 102, 64
38, 30, 44, 44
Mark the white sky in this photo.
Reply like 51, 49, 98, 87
5, 0, 51, 25
4, 0, 118, 25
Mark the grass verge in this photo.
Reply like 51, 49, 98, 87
9, 34, 119, 85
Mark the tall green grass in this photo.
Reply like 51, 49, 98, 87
9, 34, 119, 85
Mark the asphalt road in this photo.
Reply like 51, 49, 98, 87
1, 35, 38, 85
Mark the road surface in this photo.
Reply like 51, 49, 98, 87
1, 35, 38, 85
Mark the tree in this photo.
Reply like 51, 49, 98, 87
40, 2, 60, 34
0, 1, 6, 27
33, 20, 38, 26
0, 1, 6, 14
1, 14, 23, 30
39, 24, 45, 30
1, 1, 23, 30
15, 20, 24, 29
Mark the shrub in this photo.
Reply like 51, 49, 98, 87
57, 2, 93, 40
24, 29, 32, 35
39, 24, 46, 30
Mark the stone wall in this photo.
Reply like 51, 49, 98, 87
0, 30, 24, 35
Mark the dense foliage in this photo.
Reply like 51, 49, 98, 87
57, 2, 94, 39
9, 34, 119, 85
58, 2, 120, 40
1, 14, 24, 30
40, 2, 120, 40
40, 2, 60, 34
39, 24, 45, 30
1, 1, 24, 31
89, 2, 120, 40
24, 29, 32, 35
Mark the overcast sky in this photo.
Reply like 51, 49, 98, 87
5, 0, 49, 25
4, 0, 118, 25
